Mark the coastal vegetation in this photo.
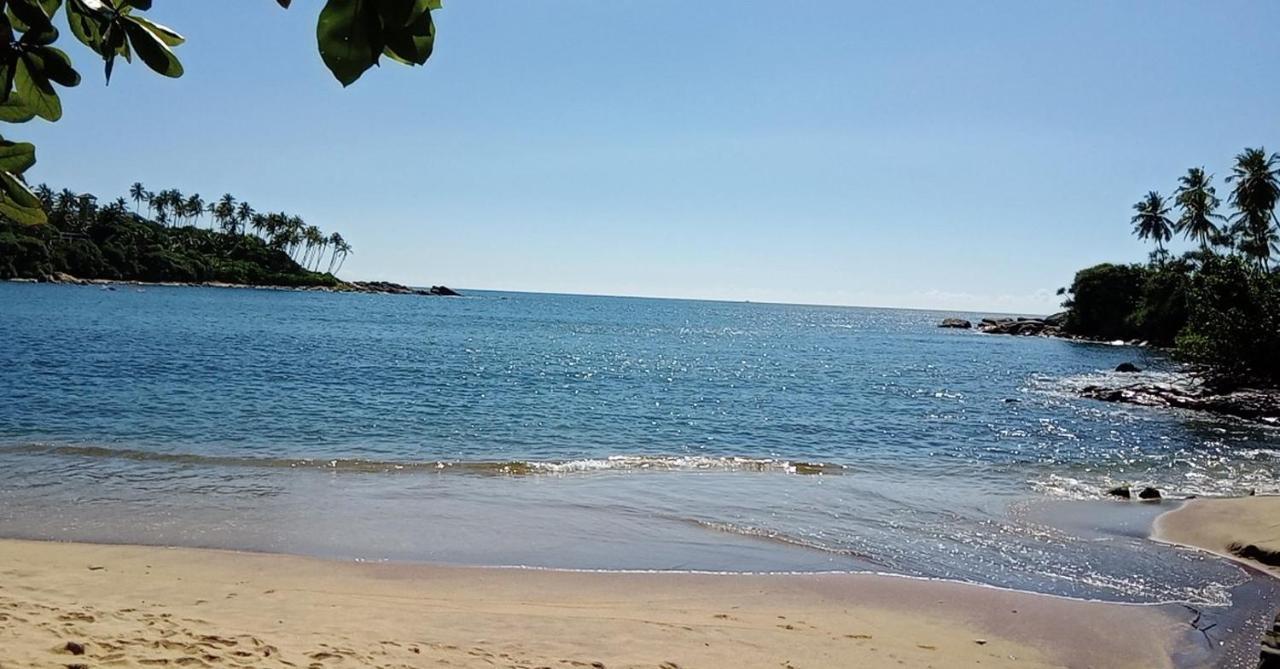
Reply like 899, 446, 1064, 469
0, 0, 441, 226
0, 183, 350, 286
1059, 147, 1280, 386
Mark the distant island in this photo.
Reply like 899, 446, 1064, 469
0, 183, 457, 297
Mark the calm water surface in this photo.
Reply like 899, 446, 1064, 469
2, 283, 1278, 610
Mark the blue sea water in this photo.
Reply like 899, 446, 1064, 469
1, 283, 1278, 609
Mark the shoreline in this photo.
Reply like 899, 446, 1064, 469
1154, 496, 1280, 578
0, 537, 1190, 669
5, 275, 461, 297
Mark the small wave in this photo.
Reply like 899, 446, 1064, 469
0, 443, 844, 476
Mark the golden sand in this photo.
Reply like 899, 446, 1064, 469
0, 538, 1185, 668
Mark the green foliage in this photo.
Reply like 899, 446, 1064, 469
1130, 191, 1173, 252
1061, 263, 1149, 341
0, 182, 348, 288
1175, 255, 1280, 385
0, 0, 442, 226
1225, 148, 1280, 268
1128, 262, 1190, 346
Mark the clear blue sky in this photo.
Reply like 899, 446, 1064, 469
22, 1, 1280, 312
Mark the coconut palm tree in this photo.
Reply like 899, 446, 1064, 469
303, 225, 326, 270
184, 194, 206, 228
326, 232, 347, 273
215, 194, 237, 234
1226, 147, 1280, 270
1173, 168, 1223, 252
129, 182, 147, 214
1131, 191, 1173, 260
248, 211, 267, 240
236, 202, 255, 237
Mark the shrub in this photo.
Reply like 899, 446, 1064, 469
1062, 263, 1150, 340
1175, 255, 1280, 385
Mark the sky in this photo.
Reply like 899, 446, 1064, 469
20, 1, 1280, 313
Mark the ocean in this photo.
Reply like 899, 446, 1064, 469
2, 283, 1277, 607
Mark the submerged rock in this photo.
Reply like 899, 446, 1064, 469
939, 318, 972, 329
1115, 362, 1142, 373
1080, 381, 1280, 425
1137, 487, 1161, 501
1107, 486, 1132, 499
1261, 612, 1280, 668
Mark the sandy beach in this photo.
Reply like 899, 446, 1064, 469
1156, 495, 1280, 577
0, 538, 1191, 669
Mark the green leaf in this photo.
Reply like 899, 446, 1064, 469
0, 138, 36, 173
66, 0, 108, 54
378, 0, 422, 28
317, 0, 383, 87
0, 171, 46, 225
26, 47, 80, 87
127, 14, 184, 46
123, 17, 183, 77
14, 54, 61, 121
7, 0, 53, 33
383, 4, 434, 66
0, 95, 36, 123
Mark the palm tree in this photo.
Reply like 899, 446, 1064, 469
215, 194, 237, 234
129, 182, 147, 214
303, 225, 325, 270
326, 232, 347, 273
236, 202, 255, 238
1131, 191, 1173, 260
1226, 147, 1280, 270
1173, 167, 1223, 252
184, 194, 206, 228
248, 211, 267, 239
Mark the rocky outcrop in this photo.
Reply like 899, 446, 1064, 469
977, 317, 1064, 338
938, 318, 972, 329
347, 282, 461, 297
1080, 382, 1280, 425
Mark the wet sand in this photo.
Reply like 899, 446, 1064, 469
1155, 495, 1280, 577
0, 538, 1189, 669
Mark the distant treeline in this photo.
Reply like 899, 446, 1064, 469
1059, 147, 1280, 386
0, 183, 351, 287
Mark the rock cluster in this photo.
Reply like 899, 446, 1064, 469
938, 318, 972, 329
1262, 611, 1279, 668
346, 282, 461, 297
975, 313, 1068, 337
1106, 486, 1162, 501
1080, 383, 1280, 425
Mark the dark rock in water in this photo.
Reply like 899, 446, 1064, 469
1079, 381, 1280, 425
939, 318, 972, 329
1261, 612, 1280, 669
1044, 311, 1068, 327
1229, 542, 1280, 568
1137, 487, 1161, 500
1107, 486, 1131, 499
1114, 362, 1141, 373
975, 316, 1065, 338
347, 281, 462, 297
